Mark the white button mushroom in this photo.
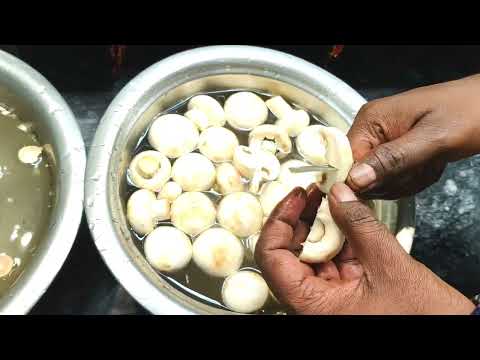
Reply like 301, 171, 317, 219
127, 189, 171, 236
299, 199, 345, 264
214, 162, 245, 195
278, 159, 322, 192
221, 270, 269, 313
297, 125, 354, 193
266, 96, 310, 137
158, 181, 183, 202
171, 153, 216, 192
187, 95, 226, 128
148, 114, 199, 159
198, 127, 239, 163
171, 192, 216, 237
248, 124, 292, 159
232, 146, 280, 194
128, 150, 172, 192
18, 145, 43, 165
192, 228, 244, 277
144, 226, 193, 273
0, 253, 14, 278
217, 192, 263, 238
184, 108, 210, 132
224, 92, 269, 131
259, 181, 291, 216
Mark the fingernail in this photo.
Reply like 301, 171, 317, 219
330, 183, 358, 203
349, 163, 377, 189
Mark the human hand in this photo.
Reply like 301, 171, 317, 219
255, 184, 475, 315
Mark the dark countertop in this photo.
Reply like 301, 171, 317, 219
3, 45, 475, 314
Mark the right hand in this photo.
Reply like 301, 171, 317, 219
346, 74, 480, 199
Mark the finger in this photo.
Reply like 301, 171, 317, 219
292, 220, 310, 251
334, 242, 364, 281
328, 183, 408, 269
313, 261, 340, 281
300, 183, 324, 226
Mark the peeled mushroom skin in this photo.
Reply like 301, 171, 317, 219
214, 162, 245, 195
248, 124, 292, 159
296, 125, 328, 165
0, 253, 14, 278
192, 228, 244, 278
158, 181, 183, 202
148, 114, 199, 159
221, 270, 269, 313
278, 159, 322, 192
198, 127, 239, 163
171, 153, 216, 192
224, 92, 269, 131
187, 95, 226, 128
171, 192, 217, 237
299, 199, 345, 264
18, 145, 43, 165
217, 192, 263, 238
128, 150, 172, 192
127, 189, 165, 236
144, 226, 193, 273
259, 181, 290, 216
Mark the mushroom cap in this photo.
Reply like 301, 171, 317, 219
192, 228, 244, 277
221, 270, 269, 313
265, 96, 293, 119
224, 92, 269, 131
278, 159, 323, 192
148, 114, 199, 159
158, 181, 183, 202
18, 145, 43, 165
276, 110, 310, 138
299, 199, 345, 263
217, 192, 263, 238
171, 153, 216, 192
185, 108, 210, 132
248, 124, 292, 159
171, 192, 216, 236
0, 253, 14, 278
187, 95, 226, 128
144, 226, 193, 273
259, 181, 290, 216
198, 127, 239, 163
296, 125, 328, 165
214, 162, 245, 195
128, 150, 172, 192
127, 189, 159, 236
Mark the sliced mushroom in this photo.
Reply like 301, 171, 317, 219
18, 145, 43, 165
259, 181, 291, 216
158, 181, 183, 202
232, 146, 280, 194
148, 114, 199, 159
221, 270, 269, 313
214, 162, 245, 195
224, 92, 269, 131
127, 189, 170, 236
128, 150, 172, 192
171, 192, 216, 236
0, 253, 14, 278
217, 192, 263, 238
198, 127, 239, 163
266, 96, 310, 137
192, 228, 244, 277
299, 199, 344, 264
248, 124, 292, 159
187, 95, 226, 128
144, 226, 193, 273
171, 153, 216, 192
296, 125, 328, 165
278, 159, 322, 192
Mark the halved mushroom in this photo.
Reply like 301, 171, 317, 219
171, 153, 216, 192
224, 92, 269, 131
259, 181, 291, 216
221, 270, 269, 313
296, 125, 328, 165
144, 226, 193, 273
158, 181, 183, 202
278, 159, 322, 192
299, 199, 344, 264
232, 146, 280, 194
127, 189, 171, 236
192, 228, 244, 277
171, 192, 216, 236
187, 95, 226, 128
198, 127, 239, 163
266, 96, 310, 137
0, 253, 14, 278
248, 124, 292, 159
128, 150, 172, 192
217, 192, 263, 238
18, 145, 43, 165
148, 114, 199, 159
214, 163, 245, 195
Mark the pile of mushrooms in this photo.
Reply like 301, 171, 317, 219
125, 90, 356, 313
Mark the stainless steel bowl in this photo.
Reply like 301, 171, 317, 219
0, 50, 85, 314
86, 45, 416, 315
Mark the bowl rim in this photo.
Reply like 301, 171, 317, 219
86, 45, 415, 315
0, 49, 86, 314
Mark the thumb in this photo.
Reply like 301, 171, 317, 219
328, 183, 407, 268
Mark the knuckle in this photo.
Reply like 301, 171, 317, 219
371, 142, 408, 176
343, 204, 378, 229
